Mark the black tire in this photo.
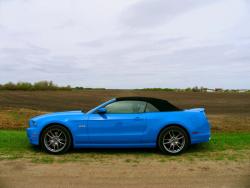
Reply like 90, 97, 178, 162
40, 125, 72, 154
158, 126, 189, 155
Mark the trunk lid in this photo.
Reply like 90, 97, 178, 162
184, 108, 205, 112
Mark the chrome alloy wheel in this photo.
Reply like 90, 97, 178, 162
44, 128, 67, 153
162, 129, 185, 154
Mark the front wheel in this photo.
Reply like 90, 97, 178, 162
41, 125, 71, 154
158, 126, 189, 155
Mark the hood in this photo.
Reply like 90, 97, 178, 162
31, 110, 84, 121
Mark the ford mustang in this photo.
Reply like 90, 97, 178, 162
27, 97, 211, 155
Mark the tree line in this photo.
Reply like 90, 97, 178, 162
137, 86, 250, 93
0, 81, 71, 90
0, 81, 249, 92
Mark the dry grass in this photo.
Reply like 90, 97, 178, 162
208, 114, 250, 132
0, 108, 47, 129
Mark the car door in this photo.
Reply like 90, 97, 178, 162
87, 100, 147, 144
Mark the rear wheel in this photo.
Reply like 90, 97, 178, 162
158, 126, 189, 155
41, 125, 71, 154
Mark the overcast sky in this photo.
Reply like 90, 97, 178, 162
0, 0, 250, 89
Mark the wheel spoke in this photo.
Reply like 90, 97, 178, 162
169, 131, 174, 138
176, 143, 181, 149
58, 131, 62, 138
169, 131, 172, 137
163, 138, 171, 141
46, 134, 53, 139
175, 133, 181, 137
49, 130, 55, 137
176, 136, 184, 140
163, 140, 172, 144
58, 140, 65, 145
170, 144, 174, 150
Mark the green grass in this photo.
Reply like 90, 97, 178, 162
0, 130, 249, 163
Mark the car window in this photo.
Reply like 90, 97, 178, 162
145, 102, 159, 112
105, 100, 146, 114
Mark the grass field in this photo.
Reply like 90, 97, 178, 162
0, 130, 249, 163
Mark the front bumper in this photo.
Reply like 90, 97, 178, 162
26, 127, 40, 145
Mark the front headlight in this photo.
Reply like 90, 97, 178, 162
30, 120, 37, 127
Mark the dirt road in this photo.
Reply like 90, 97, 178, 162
0, 160, 249, 188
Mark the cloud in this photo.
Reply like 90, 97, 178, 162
120, 0, 216, 28
78, 39, 104, 48
0, 46, 86, 74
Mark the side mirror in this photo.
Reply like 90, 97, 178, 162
96, 107, 107, 114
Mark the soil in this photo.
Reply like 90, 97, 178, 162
0, 160, 249, 188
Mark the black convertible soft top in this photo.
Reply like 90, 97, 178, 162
116, 97, 181, 112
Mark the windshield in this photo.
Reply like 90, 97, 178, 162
87, 98, 116, 114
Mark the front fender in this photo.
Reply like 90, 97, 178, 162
27, 118, 75, 146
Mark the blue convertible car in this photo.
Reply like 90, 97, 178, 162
27, 97, 211, 155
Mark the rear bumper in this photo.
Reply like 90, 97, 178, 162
191, 132, 211, 144
26, 128, 39, 145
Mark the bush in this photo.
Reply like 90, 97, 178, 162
33, 81, 57, 90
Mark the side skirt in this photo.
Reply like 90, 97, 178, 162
73, 143, 156, 149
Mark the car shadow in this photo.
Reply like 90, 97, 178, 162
68, 147, 158, 155
29, 143, 211, 155
67, 143, 210, 155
